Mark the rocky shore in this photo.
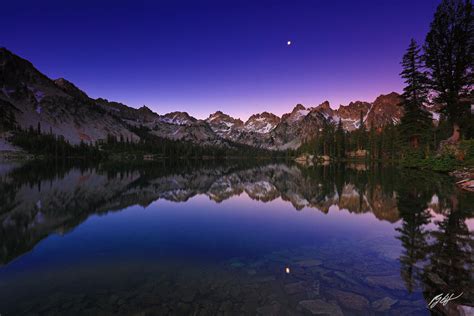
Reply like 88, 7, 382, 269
450, 167, 474, 192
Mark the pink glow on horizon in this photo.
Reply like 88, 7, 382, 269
115, 88, 402, 122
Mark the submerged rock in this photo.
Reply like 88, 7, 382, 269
372, 296, 398, 312
334, 271, 359, 285
308, 280, 320, 297
284, 281, 306, 295
365, 275, 406, 290
327, 289, 369, 311
297, 299, 343, 316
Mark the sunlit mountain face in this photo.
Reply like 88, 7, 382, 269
0, 161, 472, 315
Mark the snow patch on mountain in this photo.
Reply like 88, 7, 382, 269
159, 112, 196, 126
360, 103, 374, 127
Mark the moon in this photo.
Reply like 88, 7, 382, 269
287, 40, 292, 46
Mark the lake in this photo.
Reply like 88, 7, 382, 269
0, 161, 472, 315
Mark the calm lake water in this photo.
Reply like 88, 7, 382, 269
0, 161, 472, 315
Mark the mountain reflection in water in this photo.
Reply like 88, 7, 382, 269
0, 161, 472, 315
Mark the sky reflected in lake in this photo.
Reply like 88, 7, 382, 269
0, 161, 472, 315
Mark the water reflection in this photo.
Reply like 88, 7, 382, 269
393, 169, 473, 314
0, 161, 472, 315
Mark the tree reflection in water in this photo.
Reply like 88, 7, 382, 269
394, 169, 473, 314
0, 160, 472, 314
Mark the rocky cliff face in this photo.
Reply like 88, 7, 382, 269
0, 48, 139, 144
206, 111, 244, 139
1, 48, 408, 150
244, 112, 280, 134
365, 92, 403, 128
95, 98, 160, 124
335, 101, 371, 130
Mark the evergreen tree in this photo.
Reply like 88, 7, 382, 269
356, 111, 367, 151
321, 120, 336, 157
399, 39, 433, 149
368, 126, 377, 159
335, 119, 346, 159
424, 0, 473, 143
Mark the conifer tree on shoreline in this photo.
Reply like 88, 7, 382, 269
399, 39, 432, 149
424, 0, 473, 144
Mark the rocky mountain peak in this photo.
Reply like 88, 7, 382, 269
247, 111, 280, 121
339, 101, 371, 112
333, 101, 371, 131
54, 78, 89, 100
316, 101, 331, 111
281, 104, 310, 124
136, 105, 159, 122
206, 111, 244, 130
366, 92, 403, 128
0, 47, 55, 91
159, 111, 197, 126
138, 105, 153, 113
373, 92, 401, 106
293, 104, 306, 112
244, 112, 280, 134
208, 110, 224, 118
207, 111, 242, 124
206, 111, 244, 136
311, 101, 334, 120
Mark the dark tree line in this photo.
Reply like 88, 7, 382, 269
9, 122, 287, 160
10, 124, 102, 158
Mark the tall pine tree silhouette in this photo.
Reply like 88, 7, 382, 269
424, 0, 473, 144
399, 39, 432, 149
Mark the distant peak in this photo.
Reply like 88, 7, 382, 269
166, 110, 191, 116
0, 47, 14, 58
54, 78, 72, 86
316, 101, 331, 110
160, 111, 197, 125
375, 91, 400, 99
248, 111, 279, 120
209, 110, 227, 118
292, 104, 306, 112
138, 105, 155, 114
373, 92, 401, 104
54, 77, 89, 99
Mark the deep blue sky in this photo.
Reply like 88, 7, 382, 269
2, 0, 439, 120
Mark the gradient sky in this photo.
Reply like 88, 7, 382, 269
2, 0, 439, 120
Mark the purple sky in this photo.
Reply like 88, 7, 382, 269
1, 0, 439, 120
